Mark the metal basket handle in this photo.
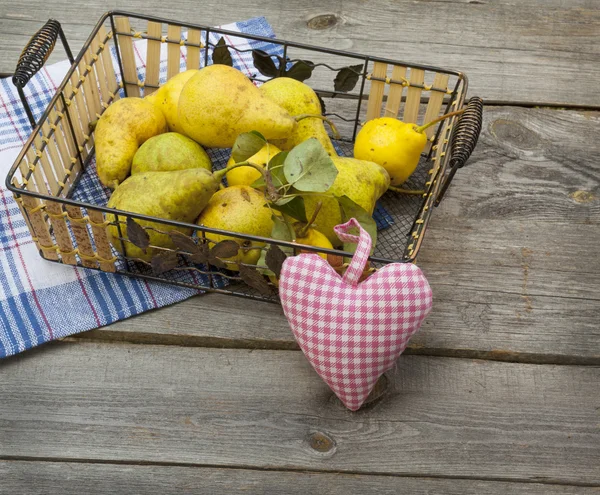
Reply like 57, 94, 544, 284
12, 19, 74, 128
435, 96, 484, 205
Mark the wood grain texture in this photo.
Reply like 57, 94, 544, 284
1, 343, 599, 484
1, 461, 598, 495
0, 0, 599, 105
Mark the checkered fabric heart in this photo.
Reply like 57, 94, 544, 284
279, 218, 433, 410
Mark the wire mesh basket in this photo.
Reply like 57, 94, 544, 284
5, 11, 483, 303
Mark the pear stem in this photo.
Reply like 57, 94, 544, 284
297, 200, 323, 239
414, 109, 465, 134
213, 160, 263, 181
295, 113, 341, 140
388, 186, 425, 195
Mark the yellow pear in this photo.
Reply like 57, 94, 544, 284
95, 97, 167, 189
178, 65, 296, 148
107, 168, 219, 261
145, 69, 199, 133
225, 143, 281, 187
259, 77, 337, 156
197, 185, 273, 270
132, 132, 211, 174
302, 157, 390, 247
294, 226, 333, 259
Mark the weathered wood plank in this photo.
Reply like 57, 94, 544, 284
438, 107, 600, 223
81, 283, 600, 363
1, 461, 597, 495
0, 0, 599, 106
1, 343, 598, 484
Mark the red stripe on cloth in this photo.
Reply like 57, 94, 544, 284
0, 240, 35, 252
0, 91, 55, 339
143, 280, 158, 308
73, 267, 101, 326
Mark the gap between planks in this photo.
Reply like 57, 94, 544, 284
64, 335, 600, 366
1, 456, 599, 489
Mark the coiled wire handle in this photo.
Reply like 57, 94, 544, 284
435, 96, 484, 205
12, 19, 74, 127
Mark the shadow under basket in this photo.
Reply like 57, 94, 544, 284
5, 11, 483, 303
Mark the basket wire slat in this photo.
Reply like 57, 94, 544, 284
115, 17, 140, 97
365, 62, 387, 122
423, 73, 450, 152
383, 65, 407, 118
145, 21, 162, 94
186, 28, 202, 71
167, 24, 182, 80
403, 68, 425, 124
97, 26, 120, 103
5, 11, 480, 303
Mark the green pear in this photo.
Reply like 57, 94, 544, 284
303, 157, 390, 247
197, 185, 274, 270
96, 97, 167, 189
131, 132, 212, 174
260, 77, 337, 156
145, 69, 199, 133
107, 168, 219, 261
178, 65, 297, 148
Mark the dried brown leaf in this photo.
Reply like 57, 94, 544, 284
151, 251, 179, 274
126, 217, 149, 250
239, 265, 273, 295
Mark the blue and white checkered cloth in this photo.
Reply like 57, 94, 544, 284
0, 17, 282, 359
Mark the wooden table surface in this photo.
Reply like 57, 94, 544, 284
1, 1, 599, 493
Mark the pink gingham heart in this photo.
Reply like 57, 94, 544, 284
279, 218, 433, 410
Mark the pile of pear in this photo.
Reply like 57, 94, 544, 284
95, 65, 390, 268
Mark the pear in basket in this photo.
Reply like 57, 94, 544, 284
196, 185, 274, 271
107, 168, 219, 261
178, 65, 297, 148
145, 69, 199, 133
296, 157, 390, 247
95, 98, 167, 189
260, 77, 337, 156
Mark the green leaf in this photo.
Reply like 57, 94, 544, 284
232, 131, 266, 163
271, 215, 295, 242
212, 37, 233, 66
252, 49, 279, 77
251, 176, 265, 189
270, 196, 307, 223
267, 151, 288, 188
337, 195, 377, 254
283, 138, 338, 192
255, 248, 275, 277
333, 64, 364, 93
284, 60, 313, 82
